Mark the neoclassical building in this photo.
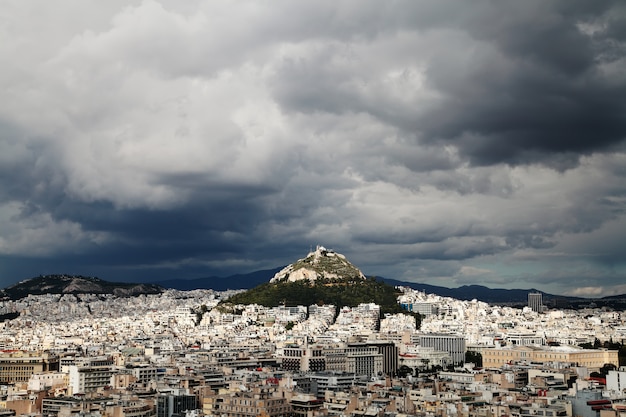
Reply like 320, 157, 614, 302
482, 345, 618, 370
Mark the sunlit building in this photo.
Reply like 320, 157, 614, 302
482, 345, 618, 370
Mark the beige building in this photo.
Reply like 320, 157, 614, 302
0, 351, 59, 384
202, 386, 291, 417
27, 371, 68, 391
105, 399, 155, 417
482, 346, 618, 370
600, 404, 626, 417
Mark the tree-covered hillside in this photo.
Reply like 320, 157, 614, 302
221, 276, 411, 317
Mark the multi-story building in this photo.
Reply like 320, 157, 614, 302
194, 368, 226, 391
528, 292, 544, 313
505, 332, 546, 346
347, 342, 397, 376
156, 394, 197, 417
308, 372, 357, 393
27, 371, 68, 391
105, 398, 155, 417
43, 395, 154, 417
129, 366, 163, 384
345, 345, 383, 378
490, 369, 529, 389
482, 346, 619, 370
568, 389, 605, 417
42, 396, 110, 417
42, 397, 84, 417
515, 404, 569, 417
323, 346, 348, 373
279, 342, 391, 377
279, 345, 326, 372
0, 351, 59, 384
68, 356, 115, 394
419, 334, 466, 366
289, 394, 325, 417
401, 302, 439, 317
398, 347, 452, 372
606, 369, 626, 394
202, 386, 290, 417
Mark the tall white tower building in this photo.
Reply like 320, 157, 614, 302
528, 292, 544, 313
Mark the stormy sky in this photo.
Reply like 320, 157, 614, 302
1, 0, 625, 297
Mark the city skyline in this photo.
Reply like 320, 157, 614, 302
1, 1, 625, 297
0, 265, 623, 417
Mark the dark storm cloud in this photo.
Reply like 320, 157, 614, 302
272, 0, 626, 169
0, 123, 62, 203
422, 0, 626, 166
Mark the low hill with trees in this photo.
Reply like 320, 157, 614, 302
220, 276, 421, 326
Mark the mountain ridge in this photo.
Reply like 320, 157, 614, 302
0, 274, 163, 300
2, 271, 624, 308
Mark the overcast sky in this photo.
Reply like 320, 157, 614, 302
1, 0, 625, 297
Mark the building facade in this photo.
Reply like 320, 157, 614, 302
419, 334, 466, 366
157, 394, 197, 417
528, 292, 544, 313
482, 346, 619, 370
0, 351, 59, 384
68, 356, 114, 394
202, 387, 289, 417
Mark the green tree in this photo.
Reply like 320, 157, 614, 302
599, 363, 617, 376
465, 351, 483, 367
397, 365, 413, 378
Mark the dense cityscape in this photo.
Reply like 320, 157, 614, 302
0, 249, 624, 417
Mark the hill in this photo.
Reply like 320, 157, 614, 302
378, 279, 553, 304
0, 274, 163, 300
152, 269, 589, 306
220, 247, 410, 316
148, 247, 570, 305
222, 276, 407, 316
154, 267, 284, 291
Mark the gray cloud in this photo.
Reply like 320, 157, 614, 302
0, 0, 625, 296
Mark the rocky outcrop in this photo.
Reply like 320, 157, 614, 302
269, 246, 365, 283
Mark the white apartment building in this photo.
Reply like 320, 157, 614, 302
27, 371, 68, 391
505, 332, 546, 346
419, 334, 466, 366
606, 368, 626, 394
68, 356, 115, 394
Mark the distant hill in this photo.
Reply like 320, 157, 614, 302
154, 267, 284, 291
152, 270, 575, 305
376, 278, 626, 309
219, 248, 409, 316
0, 275, 163, 300
9, 265, 621, 309
156, 271, 561, 305
378, 279, 553, 304
155, 270, 620, 309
